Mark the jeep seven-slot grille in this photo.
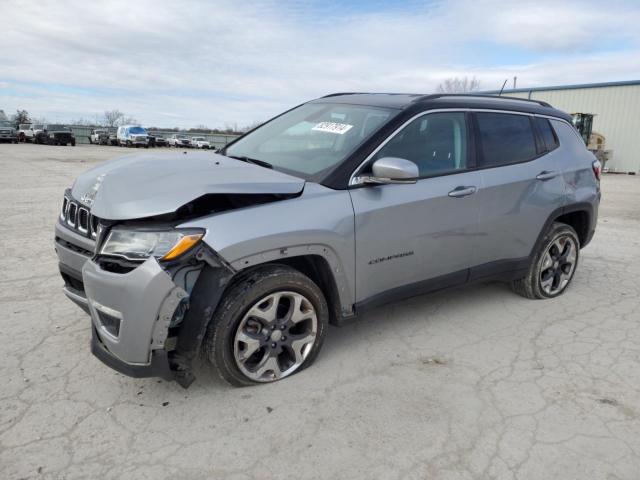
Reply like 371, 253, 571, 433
60, 196, 99, 238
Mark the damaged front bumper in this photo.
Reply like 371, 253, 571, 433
82, 257, 187, 372
55, 220, 235, 387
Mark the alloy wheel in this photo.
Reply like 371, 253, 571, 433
233, 291, 318, 382
539, 235, 578, 295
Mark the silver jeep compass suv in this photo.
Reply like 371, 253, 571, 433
54, 93, 601, 387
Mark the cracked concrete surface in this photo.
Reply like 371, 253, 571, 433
1, 144, 639, 479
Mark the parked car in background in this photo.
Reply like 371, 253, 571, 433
117, 125, 149, 148
35, 124, 76, 146
18, 124, 44, 143
0, 120, 18, 143
168, 133, 192, 148
107, 131, 119, 146
53, 93, 600, 387
89, 129, 110, 145
191, 136, 211, 149
151, 133, 168, 147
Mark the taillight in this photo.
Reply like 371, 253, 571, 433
592, 160, 602, 181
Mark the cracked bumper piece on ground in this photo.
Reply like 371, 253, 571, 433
82, 257, 186, 377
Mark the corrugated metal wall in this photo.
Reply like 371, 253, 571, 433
69, 126, 239, 149
503, 85, 640, 173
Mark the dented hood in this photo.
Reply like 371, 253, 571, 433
71, 151, 305, 220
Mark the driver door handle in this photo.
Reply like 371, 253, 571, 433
448, 186, 477, 198
536, 170, 558, 181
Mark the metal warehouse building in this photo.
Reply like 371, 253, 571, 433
487, 80, 640, 174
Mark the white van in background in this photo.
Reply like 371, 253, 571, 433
116, 125, 149, 148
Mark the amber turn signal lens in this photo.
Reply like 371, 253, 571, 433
161, 234, 203, 261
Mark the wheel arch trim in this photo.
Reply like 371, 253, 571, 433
531, 202, 595, 257
228, 244, 354, 319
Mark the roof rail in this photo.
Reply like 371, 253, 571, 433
417, 93, 552, 108
321, 92, 365, 98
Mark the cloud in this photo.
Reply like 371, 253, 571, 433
0, 0, 638, 127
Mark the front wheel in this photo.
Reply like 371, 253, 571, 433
204, 265, 329, 386
512, 222, 580, 299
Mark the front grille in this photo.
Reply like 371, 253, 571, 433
56, 236, 93, 256
61, 195, 99, 239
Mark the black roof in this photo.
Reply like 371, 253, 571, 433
312, 92, 571, 121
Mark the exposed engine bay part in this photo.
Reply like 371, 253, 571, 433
169, 265, 235, 387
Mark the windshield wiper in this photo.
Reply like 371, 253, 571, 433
227, 155, 273, 169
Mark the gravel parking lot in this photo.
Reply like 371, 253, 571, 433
1, 143, 639, 480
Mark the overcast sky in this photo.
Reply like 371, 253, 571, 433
1, 0, 639, 128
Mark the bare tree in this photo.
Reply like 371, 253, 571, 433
103, 110, 138, 127
436, 76, 480, 93
103, 110, 123, 127
11, 109, 31, 125
121, 115, 138, 126
239, 120, 263, 133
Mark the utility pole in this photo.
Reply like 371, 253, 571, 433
513, 76, 517, 89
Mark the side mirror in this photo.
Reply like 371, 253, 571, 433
356, 157, 419, 185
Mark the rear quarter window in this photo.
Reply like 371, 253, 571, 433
535, 117, 559, 152
476, 112, 537, 167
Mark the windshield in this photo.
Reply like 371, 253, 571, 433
33, 124, 43, 130
225, 102, 394, 179
47, 125, 69, 131
192, 137, 205, 141
176, 134, 188, 139
19, 124, 31, 129
129, 126, 147, 134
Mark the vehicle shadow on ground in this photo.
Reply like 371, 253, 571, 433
191, 280, 514, 391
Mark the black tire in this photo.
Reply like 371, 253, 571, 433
512, 222, 580, 299
203, 265, 329, 387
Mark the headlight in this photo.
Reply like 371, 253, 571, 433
100, 228, 204, 261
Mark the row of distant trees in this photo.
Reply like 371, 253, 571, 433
68, 110, 250, 134
6, 108, 254, 135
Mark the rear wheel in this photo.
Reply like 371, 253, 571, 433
512, 222, 580, 299
204, 265, 329, 386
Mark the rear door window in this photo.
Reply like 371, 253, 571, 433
475, 113, 537, 167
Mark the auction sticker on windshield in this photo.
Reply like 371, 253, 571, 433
312, 122, 353, 135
